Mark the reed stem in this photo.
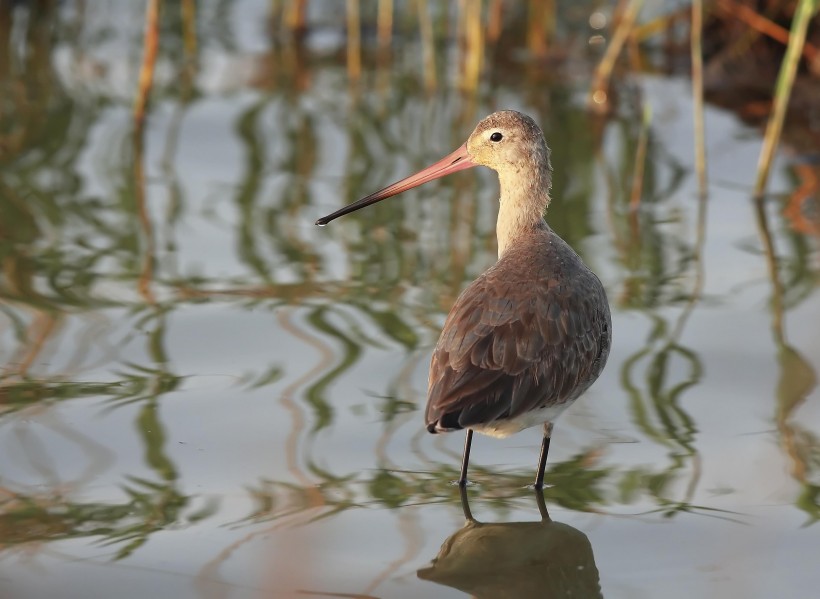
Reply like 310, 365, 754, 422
347, 0, 362, 82
691, 0, 707, 197
377, 0, 393, 51
134, 0, 160, 126
590, 0, 643, 110
461, 0, 482, 92
418, 0, 436, 91
753, 0, 818, 197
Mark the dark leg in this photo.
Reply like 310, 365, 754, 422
458, 429, 473, 487
534, 422, 553, 489
459, 483, 475, 521
534, 486, 551, 522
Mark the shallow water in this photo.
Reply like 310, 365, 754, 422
1, 2, 819, 598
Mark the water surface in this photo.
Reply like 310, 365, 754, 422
1, 2, 819, 598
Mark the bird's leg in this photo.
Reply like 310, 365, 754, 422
534, 422, 554, 489
458, 429, 473, 487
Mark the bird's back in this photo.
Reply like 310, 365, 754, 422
426, 222, 611, 437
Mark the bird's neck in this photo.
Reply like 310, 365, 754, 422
496, 167, 551, 257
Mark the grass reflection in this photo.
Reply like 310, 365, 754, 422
0, 1, 818, 573
756, 196, 820, 524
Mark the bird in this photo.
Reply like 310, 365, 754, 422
316, 110, 611, 489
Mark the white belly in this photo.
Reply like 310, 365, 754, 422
470, 403, 570, 439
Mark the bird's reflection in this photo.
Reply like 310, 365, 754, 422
417, 487, 602, 598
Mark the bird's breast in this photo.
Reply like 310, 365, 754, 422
470, 402, 570, 438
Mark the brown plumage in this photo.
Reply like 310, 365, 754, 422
426, 225, 610, 437
317, 111, 611, 488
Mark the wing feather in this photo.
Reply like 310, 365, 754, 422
425, 245, 610, 433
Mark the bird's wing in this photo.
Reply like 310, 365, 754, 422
426, 268, 609, 431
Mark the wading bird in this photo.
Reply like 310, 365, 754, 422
316, 111, 611, 488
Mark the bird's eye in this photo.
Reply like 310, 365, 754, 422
490, 132, 503, 142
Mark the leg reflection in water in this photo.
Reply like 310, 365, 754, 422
419, 487, 603, 599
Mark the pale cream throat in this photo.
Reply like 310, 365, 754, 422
495, 169, 550, 257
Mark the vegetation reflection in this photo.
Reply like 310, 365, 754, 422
0, 2, 818, 570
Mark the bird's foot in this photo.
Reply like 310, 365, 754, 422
450, 479, 477, 487
526, 482, 554, 490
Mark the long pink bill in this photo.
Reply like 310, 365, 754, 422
315, 142, 476, 226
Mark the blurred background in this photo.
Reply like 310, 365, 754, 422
0, 1, 819, 597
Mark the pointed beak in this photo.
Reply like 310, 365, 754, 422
315, 143, 476, 226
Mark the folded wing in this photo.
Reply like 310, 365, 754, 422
426, 266, 609, 433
